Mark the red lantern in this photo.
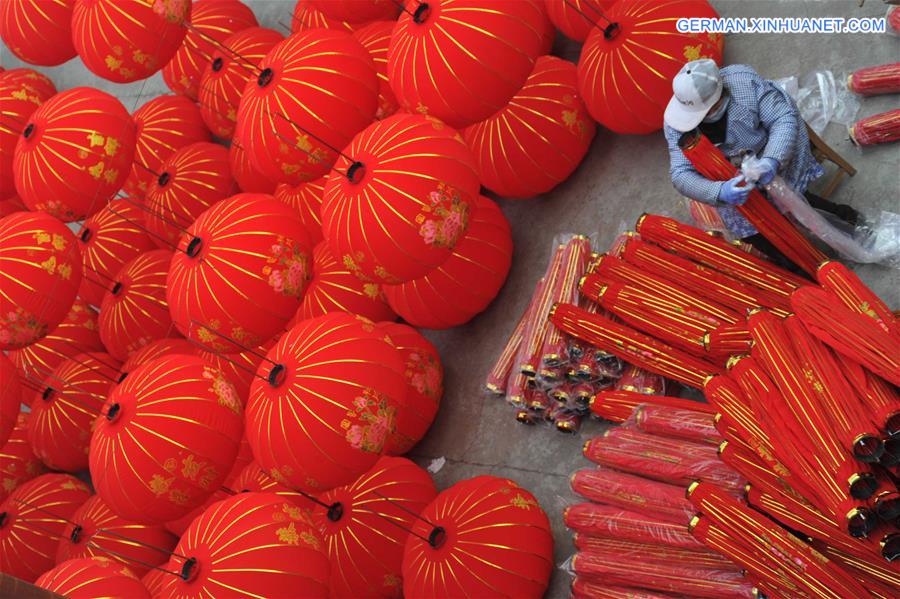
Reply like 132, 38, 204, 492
383, 194, 513, 328
0, 473, 91, 582
0, 354, 22, 447
56, 495, 178, 577
28, 352, 120, 472
89, 354, 243, 523
162, 0, 258, 99
463, 56, 596, 198
274, 178, 326, 245
0, 68, 56, 201
71, 0, 190, 83
231, 461, 316, 509
141, 567, 168, 596
379, 323, 442, 455
0, 0, 76, 66
0, 195, 26, 217
98, 250, 177, 361
577, 0, 723, 134
352, 20, 399, 120
322, 113, 479, 284
387, 0, 548, 129
235, 28, 379, 184
14, 87, 136, 221
36, 557, 149, 598
145, 142, 238, 248
544, 0, 616, 42
314, 456, 437, 598
158, 492, 330, 597
167, 194, 313, 352
312, 0, 398, 23
124, 95, 211, 198
291, 0, 356, 33
0, 211, 82, 350
198, 26, 284, 139
296, 242, 396, 323
76, 199, 158, 306
197, 337, 276, 406
402, 476, 553, 599
0, 414, 46, 503
119, 338, 198, 379
229, 127, 278, 193
246, 313, 406, 493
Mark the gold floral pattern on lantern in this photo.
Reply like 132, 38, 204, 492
263, 236, 310, 298
343, 388, 396, 453
0, 307, 48, 348
416, 183, 469, 249
276, 521, 300, 545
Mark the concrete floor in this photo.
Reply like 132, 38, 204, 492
3, 1, 899, 597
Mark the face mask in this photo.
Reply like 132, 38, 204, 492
703, 94, 729, 123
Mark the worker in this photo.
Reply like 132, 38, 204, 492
663, 59, 860, 269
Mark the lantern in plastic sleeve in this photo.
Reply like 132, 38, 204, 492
0, 414, 45, 503
274, 178, 326, 245
0, 355, 22, 447
847, 63, 900, 96
544, 0, 616, 42
36, 557, 149, 598
0, 68, 55, 200
352, 20, 399, 119
0, 0, 77, 66
850, 108, 900, 146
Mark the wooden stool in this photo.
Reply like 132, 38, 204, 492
805, 123, 857, 199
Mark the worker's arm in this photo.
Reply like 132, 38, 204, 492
664, 125, 724, 205
757, 82, 797, 168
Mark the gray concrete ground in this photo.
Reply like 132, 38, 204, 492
3, 1, 899, 597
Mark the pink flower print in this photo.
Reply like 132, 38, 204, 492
419, 220, 437, 245
268, 270, 285, 293
441, 211, 462, 245
7, 311, 18, 322
346, 425, 364, 449
353, 396, 367, 411
410, 372, 426, 394
271, 243, 284, 257
286, 260, 305, 293
366, 417, 390, 449
429, 190, 442, 206
425, 364, 441, 393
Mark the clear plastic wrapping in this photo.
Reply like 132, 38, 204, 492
794, 70, 860, 134
570, 466, 695, 525
591, 389, 714, 423
572, 534, 739, 572
563, 502, 703, 549
615, 364, 666, 395
633, 404, 721, 446
570, 579, 674, 599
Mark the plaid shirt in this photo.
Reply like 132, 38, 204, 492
664, 65, 824, 239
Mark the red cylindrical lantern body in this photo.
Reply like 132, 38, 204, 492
0, 414, 46, 503
352, 20, 399, 119
36, 557, 149, 598
274, 178, 325, 245
0, 68, 56, 201
0, 0, 77, 66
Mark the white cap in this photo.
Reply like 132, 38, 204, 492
664, 59, 723, 132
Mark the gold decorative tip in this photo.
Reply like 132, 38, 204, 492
713, 412, 722, 424
571, 234, 589, 241
702, 332, 711, 351
548, 303, 559, 319
717, 440, 729, 456
577, 274, 588, 291
747, 306, 767, 316
743, 482, 751, 497
688, 514, 701, 532
686, 480, 701, 498
557, 420, 576, 432
636, 213, 649, 229
582, 440, 591, 454
816, 259, 834, 273
485, 383, 502, 394
702, 374, 716, 387
725, 354, 748, 370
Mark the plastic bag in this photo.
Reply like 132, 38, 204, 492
633, 404, 722, 446
794, 70, 860, 134
591, 389, 714, 423
571, 579, 673, 599
563, 502, 704, 549
570, 466, 696, 525
573, 534, 739, 571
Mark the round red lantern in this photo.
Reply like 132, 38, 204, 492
402, 476, 554, 599
312, 0, 398, 23
246, 313, 406, 493
144, 142, 238, 248
157, 492, 330, 598
544, 0, 616, 42
378, 323, 442, 455
291, 0, 355, 33
0, 473, 91, 582
89, 354, 243, 523
72, 0, 190, 83
56, 495, 178, 577
197, 337, 277, 407
0, 0, 76, 66
296, 241, 396, 323
162, 0, 258, 99
28, 352, 121, 472
167, 194, 313, 353
76, 199, 158, 306
198, 26, 284, 139
0, 211, 82, 350
124, 95, 211, 198
314, 456, 436, 598
322, 113, 479, 284
98, 250, 177, 361
0, 413, 46, 504
274, 178, 325, 245
0, 195, 26, 217
463, 55, 596, 198
235, 29, 378, 184
352, 20, 399, 120
387, 0, 548, 129
14, 87, 136, 221
0, 68, 55, 200
577, 0, 723, 134
232, 462, 315, 510
117, 338, 197, 382
0, 354, 22, 447
383, 195, 512, 328
230, 128, 278, 193
37, 557, 149, 598
141, 567, 168, 596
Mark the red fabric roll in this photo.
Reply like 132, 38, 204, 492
564, 502, 703, 549
570, 467, 695, 525
848, 62, 900, 96
635, 404, 721, 445
591, 389, 714, 423
573, 534, 739, 572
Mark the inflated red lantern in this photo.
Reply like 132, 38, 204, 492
463, 56, 596, 198
0, 0, 75, 65
577, 0, 723, 134
0, 211, 82, 350
544, 0, 616, 42
76, 199, 157, 306
14, 87, 136, 221
229, 129, 278, 193
57, 495, 178, 576
0, 354, 22, 447
98, 250, 177, 361
0, 414, 46, 503
296, 242, 396, 323
378, 322, 442, 455
144, 142, 238, 248
167, 194, 313, 353
291, 0, 355, 33
0, 195, 26, 217
246, 313, 406, 493
198, 26, 284, 139
0, 68, 56, 201
162, 0, 258, 99
312, 0, 398, 23
158, 492, 330, 597
37, 557, 149, 598
28, 352, 121, 472
141, 567, 168, 596
322, 113, 479, 283
387, 0, 548, 129
198, 337, 276, 406
402, 476, 554, 599
274, 178, 325, 245
232, 462, 315, 509
71, 0, 190, 83
353, 20, 400, 120
124, 95, 211, 198
117, 338, 197, 382
235, 28, 378, 184
89, 354, 243, 523
0, 473, 91, 582
383, 194, 513, 328
314, 456, 437, 598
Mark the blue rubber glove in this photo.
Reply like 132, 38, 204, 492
756, 157, 779, 185
719, 175, 752, 206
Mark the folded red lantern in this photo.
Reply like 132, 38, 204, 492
124, 95, 211, 198
0, 473, 91, 582
544, 0, 615, 42
635, 404, 721, 445
485, 284, 539, 393
323, 113, 480, 284
197, 337, 275, 407
37, 557, 149, 598
291, 0, 355, 33
403, 476, 553, 599
704, 320, 753, 358
572, 578, 697, 599
72, 0, 189, 83
571, 467, 694, 525
274, 177, 326, 245
564, 502, 703, 549
513, 244, 568, 376
352, 20, 399, 120
0, 0, 75, 66
848, 62, 900, 96
231, 462, 315, 509
543, 238, 593, 366
851, 108, 900, 146
0, 354, 22, 447
817, 260, 898, 337
573, 533, 739, 572
0, 413, 45, 503
1, 211, 83, 350
0, 68, 56, 200
591, 389, 714, 423
856, 366, 900, 437
311, 0, 398, 23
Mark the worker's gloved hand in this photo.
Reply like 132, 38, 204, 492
719, 175, 752, 206
756, 157, 779, 185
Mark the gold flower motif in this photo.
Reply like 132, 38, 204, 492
510, 493, 537, 510
149, 474, 174, 496
683, 44, 703, 61
182, 455, 201, 480
276, 521, 300, 545
300, 531, 320, 549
